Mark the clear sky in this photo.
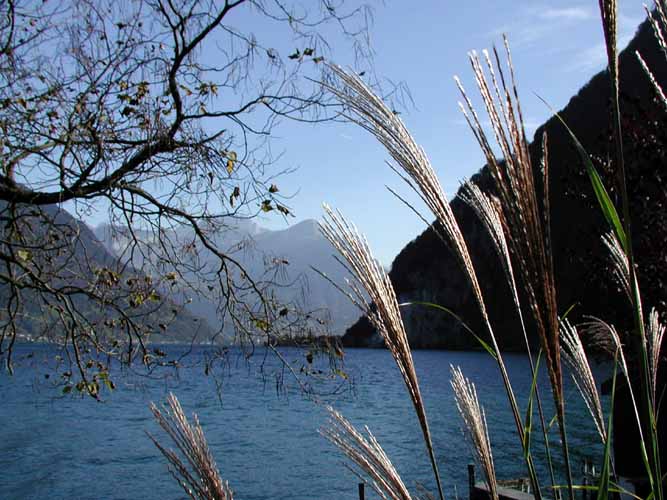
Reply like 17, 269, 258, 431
247, 0, 648, 265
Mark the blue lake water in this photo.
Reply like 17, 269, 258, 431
0, 344, 608, 499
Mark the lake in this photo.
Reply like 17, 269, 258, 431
0, 344, 608, 499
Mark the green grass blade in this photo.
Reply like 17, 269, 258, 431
597, 352, 619, 500
554, 484, 642, 499
536, 95, 627, 251
400, 301, 497, 360
561, 303, 578, 320
586, 163, 627, 252
523, 351, 542, 458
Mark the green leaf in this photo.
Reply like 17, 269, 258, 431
586, 162, 627, 252
596, 353, 619, 500
129, 292, 144, 308
87, 382, 99, 397
16, 249, 32, 262
537, 96, 627, 251
137, 81, 149, 98
254, 318, 270, 331
98, 372, 115, 391
561, 302, 578, 320
523, 351, 542, 460
226, 151, 237, 174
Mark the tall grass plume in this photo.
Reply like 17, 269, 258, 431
319, 205, 445, 500
320, 406, 415, 500
450, 366, 498, 500
149, 393, 233, 500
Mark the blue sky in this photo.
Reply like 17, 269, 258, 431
245, 0, 648, 265
68, 1, 648, 265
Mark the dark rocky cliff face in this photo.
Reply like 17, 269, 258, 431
342, 18, 667, 350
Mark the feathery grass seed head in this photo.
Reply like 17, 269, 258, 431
149, 393, 233, 500
602, 232, 631, 302
450, 365, 498, 500
646, 308, 666, 407
319, 205, 444, 500
320, 406, 414, 500
559, 319, 606, 442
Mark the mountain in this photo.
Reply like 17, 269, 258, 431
342, 17, 667, 350
253, 219, 360, 332
96, 218, 359, 338
1, 204, 215, 345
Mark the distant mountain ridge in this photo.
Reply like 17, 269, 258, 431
96, 218, 359, 338
0, 203, 214, 344
342, 17, 667, 350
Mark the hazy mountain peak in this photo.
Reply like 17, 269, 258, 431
282, 218, 320, 238
94, 215, 355, 335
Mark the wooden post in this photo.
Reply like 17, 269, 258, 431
582, 458, 589, 500
358, 482, 365, 500
468, 463, 476, 500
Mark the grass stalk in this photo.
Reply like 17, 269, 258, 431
586, 317, 657, 491
456, 43, 572, 498
318, 6, 667, 496
148, 393, 233, 500
560, 319, 607, 443
319, 206, 445, 500
596, 351, 619, 500
321, 406, 416, 500
460, 182, 558, 495
599, 1, 663, 496
450, 365, 499, 500
324, 64, 543, 499
601, 232, 631, 303
646, 309, 666, 410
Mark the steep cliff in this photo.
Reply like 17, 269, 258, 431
342, 18, 667, 350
